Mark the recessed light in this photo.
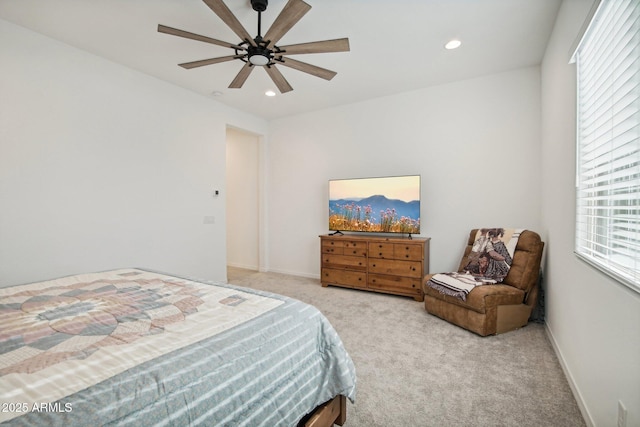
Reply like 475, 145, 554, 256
445, 39, 462, 50
265, 90, 276, 97
211, 90, 224, 97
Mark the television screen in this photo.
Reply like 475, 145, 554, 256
329, 175, 421, 234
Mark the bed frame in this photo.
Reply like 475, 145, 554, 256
300, 395, 347, 427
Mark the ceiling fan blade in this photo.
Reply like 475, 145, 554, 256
263, 0, 312, 48
278, 57, 337, 81
264, 65, 294, 93
158, 24, 242, 49
229, 63, 255, 88
179, 55, 243, 69
202, 0, 257, 47
277, 38, 350, 55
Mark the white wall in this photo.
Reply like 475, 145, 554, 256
226, 127, 260, 270
267, 67, 542, 277
0, 19, 268, 286
541, 1, 640, 426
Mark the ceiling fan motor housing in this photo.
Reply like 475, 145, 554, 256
251, 0, 268, 12
248, 44, 271, 65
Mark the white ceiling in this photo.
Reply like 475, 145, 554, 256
0, 0, 562, 120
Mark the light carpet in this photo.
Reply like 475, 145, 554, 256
227, 267, 585, 427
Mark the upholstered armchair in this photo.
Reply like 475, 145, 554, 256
422, 229, 544, 336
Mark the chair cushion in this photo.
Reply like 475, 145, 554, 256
422, 278, 525, 314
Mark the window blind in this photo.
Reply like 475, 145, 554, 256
574, 0, 640, 292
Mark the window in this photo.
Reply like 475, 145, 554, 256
573, 0, 640, 293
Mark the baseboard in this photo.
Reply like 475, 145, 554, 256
544, 324, 595, 427
227, 262, 259, 271
228, 264, 321, 280
264, 267, 321, 280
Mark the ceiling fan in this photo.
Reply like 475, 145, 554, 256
158, 0, 350, 93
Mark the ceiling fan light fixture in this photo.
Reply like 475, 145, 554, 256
247, 43, 272, 66
249, 53, 270, 66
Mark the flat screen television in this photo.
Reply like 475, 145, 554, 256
329, 175, 421, 235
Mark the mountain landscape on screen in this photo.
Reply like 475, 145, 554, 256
329, 195, 420, 234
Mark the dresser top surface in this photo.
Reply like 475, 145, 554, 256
320, 234, 430, 243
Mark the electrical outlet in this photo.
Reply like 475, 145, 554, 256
618, 400, 627, 427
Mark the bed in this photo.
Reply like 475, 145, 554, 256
0, 268, 356, 426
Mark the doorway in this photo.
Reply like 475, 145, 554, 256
226, 127, 260, 271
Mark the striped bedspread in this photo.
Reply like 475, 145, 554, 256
0, 269, 356, 426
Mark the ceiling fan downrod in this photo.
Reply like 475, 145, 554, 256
248, 0, 272, 66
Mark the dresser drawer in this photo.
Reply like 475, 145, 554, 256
322, 268, 367, 288
321, 239, 367, 256
368, 258, 422, 278
322, 240, 344, 255
322, 254, 367, 271
393, 243, 423, 260
368, 242, 395, 259
342, 240, 367, 256
321, 239, 344, 255
368, 242, 422, 260
368, 274, 422, 295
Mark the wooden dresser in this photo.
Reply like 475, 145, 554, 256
320, 234, 430, 301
